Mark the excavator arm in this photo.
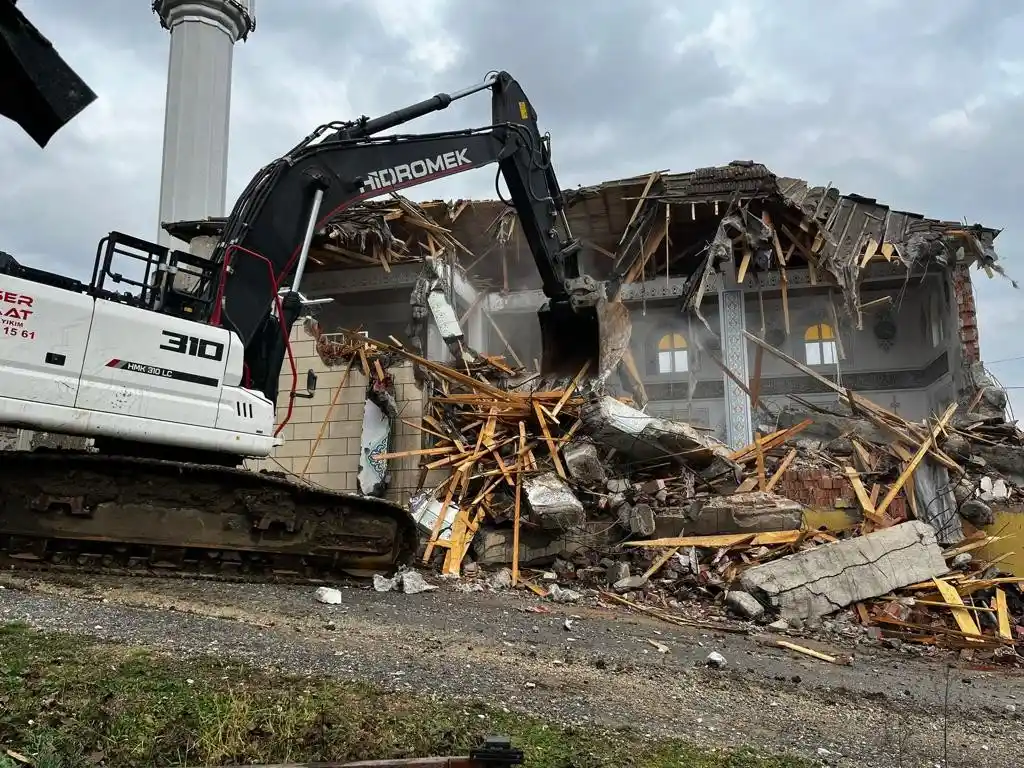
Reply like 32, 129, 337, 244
203, 72, 616, 402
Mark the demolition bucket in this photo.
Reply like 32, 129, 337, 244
537, 298, 632, 381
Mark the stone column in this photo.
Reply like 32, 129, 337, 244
718, 287, 753, 449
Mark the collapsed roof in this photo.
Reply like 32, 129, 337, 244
163, 160, 1011, 325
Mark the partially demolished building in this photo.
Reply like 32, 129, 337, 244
265, 160, 1008, 466
44, 160, 1024, 647
157, 163, 1016, 517
473, 161, 1005, 447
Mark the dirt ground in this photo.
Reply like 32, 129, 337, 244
1, 571, 1021, 767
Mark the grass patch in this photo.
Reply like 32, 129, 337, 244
0, 622, 811, 767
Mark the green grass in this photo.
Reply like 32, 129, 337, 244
0, 622, 811, 768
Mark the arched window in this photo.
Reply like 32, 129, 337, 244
657, 332, 688, 374
804, 323, 837, 366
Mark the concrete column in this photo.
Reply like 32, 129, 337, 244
718, 288, 753, 449
426, 324, 448, 364
154, 0, 254, 250
465, 302, 485, 352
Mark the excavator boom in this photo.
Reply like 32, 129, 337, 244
203, 71, 624, 398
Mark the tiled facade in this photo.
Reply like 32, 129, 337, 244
251, 326, 431, 506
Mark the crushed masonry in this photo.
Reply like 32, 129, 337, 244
293, 325, 1023, 658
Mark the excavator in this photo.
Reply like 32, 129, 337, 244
0, 0, 626, 580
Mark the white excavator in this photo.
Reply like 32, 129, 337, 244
0, 0, 623, 579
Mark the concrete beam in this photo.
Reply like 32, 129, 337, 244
483, 266, 938, 315
739, 521, 948, 622
300, 262, 477, 305
301, 264, 422, 296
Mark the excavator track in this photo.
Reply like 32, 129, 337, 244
0, 451, 419, 583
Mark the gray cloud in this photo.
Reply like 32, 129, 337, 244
2, 0, 1022, 410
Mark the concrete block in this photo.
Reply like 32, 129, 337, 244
286, 405, 312, 425
523, 472, 585, 530
652, 508, 689, 538
274, 439, 311, 459
299, 455, 328, 475
291, 421, 325, 441
739, 521, 949, 622
265, 456, 291, 472
392, 363, 415, 385
329, 420, 362, 439
689, 492, 805, 536
725, 590, 764, 620
328, 452, 359, 474
628, 503, 656, 536
316, 437, 349, 457
473, 522, 613, 566
563, 441, 607, 485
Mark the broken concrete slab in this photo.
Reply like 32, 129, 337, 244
979, 475, 1010, 503
688, 492, 804, 537
959, 498, 994, 527
472, 522, 612, 567
725, 590, 764, 620
613, 574, 648, 592
606, 561, 630, 584
523, 472, 585, 530
912, 458, 964, 545
582, 396, 737, 478
627, 503, 656, 537
563, 441, 607, 485
776, 405, 889, 445
738, 521, 948, 622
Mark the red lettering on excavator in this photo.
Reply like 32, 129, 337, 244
2, 308, 31, 320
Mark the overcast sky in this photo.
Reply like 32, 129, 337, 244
3, 0, 1023, 412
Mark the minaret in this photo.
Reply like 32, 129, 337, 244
153, 0, 255, 251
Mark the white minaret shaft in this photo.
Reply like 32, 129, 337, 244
154, 0, 254, 250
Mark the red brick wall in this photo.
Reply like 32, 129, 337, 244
776, 468, 909, 520
952, 264, 980, 364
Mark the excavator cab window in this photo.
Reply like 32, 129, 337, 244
90, 231, 217, 321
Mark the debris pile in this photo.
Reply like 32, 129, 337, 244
312, 196, 469, 270
357, 327, 1024, 659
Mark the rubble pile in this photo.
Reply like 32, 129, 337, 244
314, 196, 467, 270
353, 327, 1024, 659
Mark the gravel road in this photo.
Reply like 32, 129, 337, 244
1, 572, 1021, 767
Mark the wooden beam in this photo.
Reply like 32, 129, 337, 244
623, 530, 805, 549
765, 448, 797, 492
533, 400, 565, 477
876, 403, 957, 517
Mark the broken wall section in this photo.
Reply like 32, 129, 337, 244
250, 325, 429, 506
776, 467, 909, 521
